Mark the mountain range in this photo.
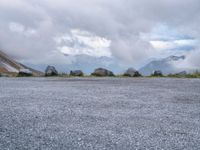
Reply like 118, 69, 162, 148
0, 49, 189, 76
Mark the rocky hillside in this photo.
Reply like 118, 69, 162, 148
0, 50, 43, 76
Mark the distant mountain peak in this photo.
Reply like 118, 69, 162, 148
165, 55, 185, 61
139, 55, 186, 76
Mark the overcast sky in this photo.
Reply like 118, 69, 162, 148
0, 0, 200, 69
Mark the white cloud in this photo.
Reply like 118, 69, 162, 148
71, 29, 111, 49
0, 0, 200, 70
55, 29, 112, 57
9, 22, 37, 37
24, 28, 37, 37
150, 39, 198, 51
9, 22, 25, 33
138, 23, 199, 62
174, 48, 200, 70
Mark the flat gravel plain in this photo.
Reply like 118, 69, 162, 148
0, 77, 200, 150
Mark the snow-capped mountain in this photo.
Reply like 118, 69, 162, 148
0, 50, 43, 76
139, 55, 186, 75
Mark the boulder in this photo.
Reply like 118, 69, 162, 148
18, 69, 32, 77
70, 70, 84, 76
45, 66, 58, 76
152, 70, 163, 76
91, 68, 114, 77
124, 68, 141, 77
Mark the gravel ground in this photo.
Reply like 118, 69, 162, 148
0, 77, 200, 150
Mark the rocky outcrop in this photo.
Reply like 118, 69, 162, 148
91, 68, 114, 77
70, 70, 84, 76
45, 66, 58, 76
124, 68, 141, 77
18, 69, 33, 77
0, 50, 43, 76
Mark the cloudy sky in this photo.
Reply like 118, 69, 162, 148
0, 0, 200, 71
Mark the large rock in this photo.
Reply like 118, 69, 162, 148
70, 70, 84, 76
45, 66, 58, 76
124, 68, 141, 77
18, 69, 33, 77
91, 68, 114, 77
152, 70, 163, 76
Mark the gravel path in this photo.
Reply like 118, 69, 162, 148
0, 77, 200, 150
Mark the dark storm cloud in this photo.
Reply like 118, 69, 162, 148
0, 0, 200, 67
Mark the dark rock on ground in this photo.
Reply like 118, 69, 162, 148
124, 68, 141, 77
18, 69, 33, 77
152, 70, 163, 76
91, 68, 114, 77
70, 70, 84, 76
45, 66, 58, 76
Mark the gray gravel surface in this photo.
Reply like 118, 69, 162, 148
0, 77, 200, 150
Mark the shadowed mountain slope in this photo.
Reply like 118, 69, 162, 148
0, 50, 43, 76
